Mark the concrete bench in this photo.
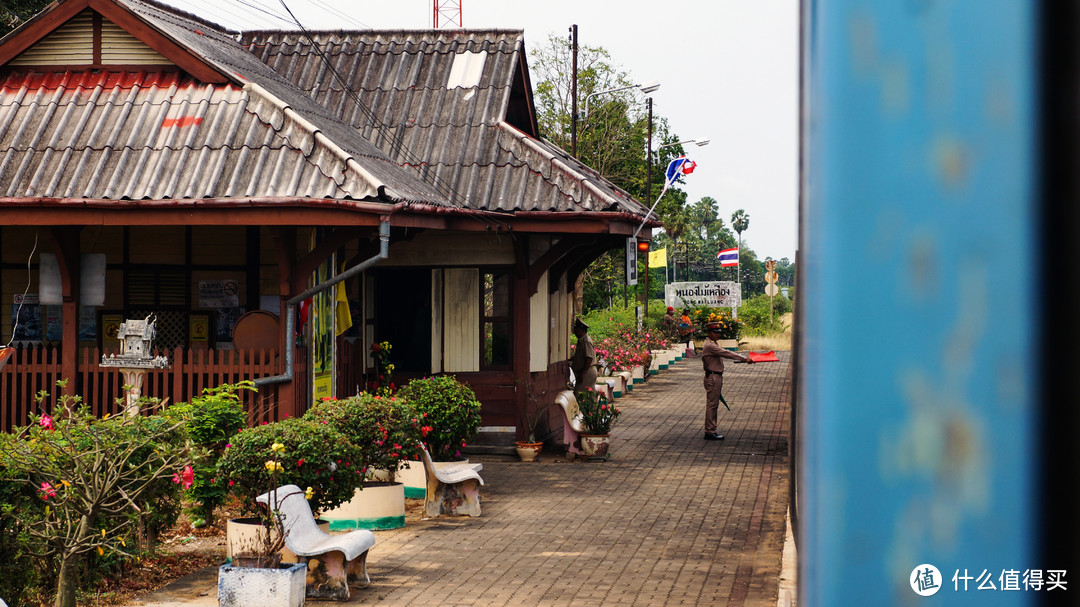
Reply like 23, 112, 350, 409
595, 378, 616, 402
420, 444, 484, 517
256, 484, 375, 601
555, 390, 586, 459
617, 371, 634, 393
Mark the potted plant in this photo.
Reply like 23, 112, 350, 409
575, 387, 621, 458
215, 417, 364, 560
217, 440, 308, 607
397, 375, 482, 462
304, 394, 425, 529
514, 401, 548, 463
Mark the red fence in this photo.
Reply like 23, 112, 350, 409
0, 345, 308, 432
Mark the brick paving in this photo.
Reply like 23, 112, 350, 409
137, 351, 791, 607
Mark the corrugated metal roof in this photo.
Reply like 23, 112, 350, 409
240, 29, 650, 216
0, 70, 389, 199
81, 0, 450, 205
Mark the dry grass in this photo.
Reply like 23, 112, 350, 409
740, 313, 793, 352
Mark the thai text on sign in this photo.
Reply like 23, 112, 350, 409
665, 281, 741, 309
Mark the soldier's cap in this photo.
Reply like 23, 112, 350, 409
573, 319, 589, 332
705, 321, 722, 331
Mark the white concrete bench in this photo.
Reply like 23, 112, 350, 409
419, 444, 484, 517
257, 484, 376, 601
555, 390, 586, 459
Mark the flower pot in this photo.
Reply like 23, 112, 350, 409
320, 481, 406, 530
631, 365, 645, 384
580, 434, 610, 457
514, 441, 542, 462
218, 561, 306, 607
226, 517, 330, 564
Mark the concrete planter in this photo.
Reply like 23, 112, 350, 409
226, 517, 329, 564
320, 482, 406, 530
370, 462, 426, 499
580, 434, 610, 458
720, 339, 739, 352
218, 561, 306, 607
631, 365, 645, 384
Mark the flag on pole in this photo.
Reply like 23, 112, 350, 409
648, 248, 668, 268
718, 247, 739, 267
664, 156, 697, 190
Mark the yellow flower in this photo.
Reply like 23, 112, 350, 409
270, 442, 286, 453
304, 486, 314, 500
265, 460, 283, 473
97, 546, 104, 556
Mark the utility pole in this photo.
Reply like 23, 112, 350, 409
642, 96, 653, 317
570, 24, 579, 158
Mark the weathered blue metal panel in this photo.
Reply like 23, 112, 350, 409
800, 1, 1038, 605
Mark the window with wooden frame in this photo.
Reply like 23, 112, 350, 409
481, 270, 511, 369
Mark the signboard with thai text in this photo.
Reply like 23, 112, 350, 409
665, 281, 741, 309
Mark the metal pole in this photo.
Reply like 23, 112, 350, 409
643, 97, 653, 318
570, 24, 578, 158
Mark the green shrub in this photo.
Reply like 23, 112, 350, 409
0, 386, 191, 607
397, 375, 482, 461
0, 456, 39, 607
304, 393, 425, 481
737, 294, 792, 336
165, 381, 252, 525
215, 417, 363, 516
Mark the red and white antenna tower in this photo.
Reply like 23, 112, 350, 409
433, 0, 462, 28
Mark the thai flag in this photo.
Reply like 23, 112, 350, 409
718, 247, 739, 267
664, 156, 697, 188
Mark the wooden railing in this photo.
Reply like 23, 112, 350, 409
0, 345, 308, 433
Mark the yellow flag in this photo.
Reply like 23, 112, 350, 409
334, 279, 353, 336
648, 248, 668, 268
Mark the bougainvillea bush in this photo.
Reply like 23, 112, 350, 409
215, 417, 364, 517
0, 385, 191, 607
592, 328, 668, 372
304, 393, 426, 481
397, 375, 482, 461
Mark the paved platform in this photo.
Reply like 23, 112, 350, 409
135, 351, 792, 606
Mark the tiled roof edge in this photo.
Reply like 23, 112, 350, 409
244, 80, 382, 200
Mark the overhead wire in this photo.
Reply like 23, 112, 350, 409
305, 0, 371, 30
7, 231, 38, 348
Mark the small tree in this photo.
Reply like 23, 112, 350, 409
165, 381, 252, 526
0, 383, 192, 607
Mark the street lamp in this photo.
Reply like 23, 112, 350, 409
657, 138, 711, 153
640, 137, 709, 317
581, 79, 661, 121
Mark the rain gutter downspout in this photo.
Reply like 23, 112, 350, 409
255, 218, 390, 389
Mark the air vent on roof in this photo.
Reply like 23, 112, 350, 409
446, 51, 487, 89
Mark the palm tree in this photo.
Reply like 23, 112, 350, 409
730, 209, 750, 283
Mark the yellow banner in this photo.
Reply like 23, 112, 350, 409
648, 248, 668, 268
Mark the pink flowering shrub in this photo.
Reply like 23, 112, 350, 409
304, 393, 424, 482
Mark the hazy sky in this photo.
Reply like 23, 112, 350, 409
161, 0, 800, 261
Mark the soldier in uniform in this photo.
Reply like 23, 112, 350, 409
570, 318, 598, 391
701, 320, 754, 440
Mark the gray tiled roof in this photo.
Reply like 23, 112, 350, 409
240, 29, 650, 216
0, 0, 449, 204
0, 0, 649, 221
